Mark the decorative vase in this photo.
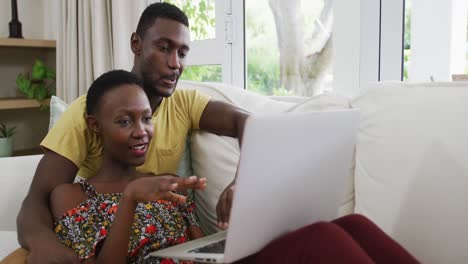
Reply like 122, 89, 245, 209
9, 0, 23, 38
0, 137, 13, 157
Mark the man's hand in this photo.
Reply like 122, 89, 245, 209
216, 180, 236, 229
28, 237, 80, 264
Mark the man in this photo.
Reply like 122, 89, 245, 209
13, 3, 244, 263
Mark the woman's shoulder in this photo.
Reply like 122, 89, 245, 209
50, 182, 87, 219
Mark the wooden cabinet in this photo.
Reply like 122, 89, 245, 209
0, 38, 56, 156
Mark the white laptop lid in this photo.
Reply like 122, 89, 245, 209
223, 110, 359, 262
151, 110, 360, 263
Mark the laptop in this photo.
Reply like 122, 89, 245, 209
150, 110, 360, 263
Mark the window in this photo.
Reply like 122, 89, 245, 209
180, 65, 222, 82
164, 0, 216, 41
245, 0, 333, 96
403, 0, 468, 81
163, 0, 222, 83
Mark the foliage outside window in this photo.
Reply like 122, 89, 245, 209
246, 0, 333, 96
164, 0, 333, 96
403, 1, 411, 80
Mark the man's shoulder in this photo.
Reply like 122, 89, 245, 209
164, 89, 199, 107
66, 94, 87, 112
171, 88, 197, 98
171, 88, 210, 104
56, 95, 87, 127
60, 94, 86, 119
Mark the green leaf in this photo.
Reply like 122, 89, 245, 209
0, 123, 16, 137
199, 1, 206, 13
27, 83, 40, 98
16, 74, 26, 91
46, 67, 56, 80
6, 127, 16, 137
34, 83, 48, 101
32, 60, 46, 79
0, 123, 6, 136
16, 74, 32, 95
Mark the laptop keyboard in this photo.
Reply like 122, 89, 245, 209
189, 239, 226, 254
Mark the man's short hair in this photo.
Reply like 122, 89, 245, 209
136, 2, 189, 39
86, 70, 143, 115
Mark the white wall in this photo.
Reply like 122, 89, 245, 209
0, 0, 45, 39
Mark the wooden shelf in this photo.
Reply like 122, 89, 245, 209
0, 98, 50, 110
0, 38, 56, 48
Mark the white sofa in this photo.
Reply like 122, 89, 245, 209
1, 81, 468, 263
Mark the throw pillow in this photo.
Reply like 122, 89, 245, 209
48, 96, 68, 130
352, 81, 468, 263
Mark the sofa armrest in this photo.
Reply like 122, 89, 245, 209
0, 155, 43, 232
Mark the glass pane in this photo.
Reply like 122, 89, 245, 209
163, 0, 216, 41
246, 0, 333, 96
180, 65, 222, 82
403, 0, 468, 81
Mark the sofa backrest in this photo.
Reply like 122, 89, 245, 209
0, 155, 42, 231
352, 81, 468, 264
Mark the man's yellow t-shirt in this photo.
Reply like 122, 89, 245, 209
41, 89, 211, 179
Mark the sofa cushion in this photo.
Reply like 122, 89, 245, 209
187, 82, 352, 234
352, 82, 468, 264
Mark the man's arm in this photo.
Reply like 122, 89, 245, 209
198, 99, 249, 228
199, 99, 249, 144
17, 149, 80, 264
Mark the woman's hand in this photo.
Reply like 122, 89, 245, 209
95, 175, 206, 264
123, 175, 207, 204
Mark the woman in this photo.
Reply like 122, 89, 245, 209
49, 70, 206, 264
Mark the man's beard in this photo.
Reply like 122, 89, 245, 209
141, 71, 158, 97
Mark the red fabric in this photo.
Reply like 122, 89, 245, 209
237, 214, 419, 264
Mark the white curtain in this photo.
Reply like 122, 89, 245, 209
52, 0, 147, 103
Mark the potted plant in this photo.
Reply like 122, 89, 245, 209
0, 123, 16, 157
16, 59, 56, 110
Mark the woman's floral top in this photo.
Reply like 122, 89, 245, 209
53, 180, 197, 264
